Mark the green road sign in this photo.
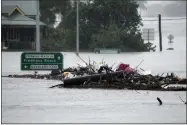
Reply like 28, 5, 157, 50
21, 52, 63, 70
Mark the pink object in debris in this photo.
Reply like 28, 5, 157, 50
116, 63, 135, 73
116, 64, 129, 71
124, 67, 135, 73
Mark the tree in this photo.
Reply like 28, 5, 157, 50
90, 23, 122, 49
41, 28, 76, 51
40, 0, 72, 26
43, 0, 155, 52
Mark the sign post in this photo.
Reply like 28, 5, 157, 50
168, 34, 174, 44
167, 34, 174, 50
36, 0, 40, 52
21, 52, 63, 71
142, 28, 155, 42
142, 28, 155, 50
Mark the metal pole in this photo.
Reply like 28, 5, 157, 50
158, 14, 162, 52
76, 0, 79, 56
148, 29, 149, 43
36, 0, 40, 52
148, 29, 150, 50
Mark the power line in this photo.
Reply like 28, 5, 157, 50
142, 17, 186, 21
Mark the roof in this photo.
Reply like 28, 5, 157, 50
2, 0, 38, 16
2, 14, 45, 26
2, 5, 25, 16
2, 16, 8, 19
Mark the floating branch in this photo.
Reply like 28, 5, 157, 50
157, 97, 162, 105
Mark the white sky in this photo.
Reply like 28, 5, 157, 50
146, 1, 175, 6
140, 1, 179, 17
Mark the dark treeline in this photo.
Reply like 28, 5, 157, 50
40, 0, 156, 52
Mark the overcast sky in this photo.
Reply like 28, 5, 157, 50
147, 1, 175, 6
142, 1, 186, 17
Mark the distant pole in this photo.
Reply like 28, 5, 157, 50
148, 29, 150, 43
158, 14, 162, 52
148, 29, 150, 50
76, 0, 79, 56
36, 0, 40, 52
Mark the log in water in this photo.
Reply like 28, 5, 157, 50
3, 71, 186, 91
63, 71, 124, 87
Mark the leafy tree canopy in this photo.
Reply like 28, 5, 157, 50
40, 0, 155, 52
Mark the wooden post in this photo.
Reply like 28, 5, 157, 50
158, 14, 162, 52
76, 0, 80, 56
36, 0, 40, 52
148, 29, 150, 50
148, 29, 150, 43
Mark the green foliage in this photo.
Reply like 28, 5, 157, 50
40, 0, 72, 26
90, 23, 122, 49
41, 28, 76, 51
41, 0, 155, 52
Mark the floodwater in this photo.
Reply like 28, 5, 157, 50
1, 37, 186, 123
2, 78, 186, 123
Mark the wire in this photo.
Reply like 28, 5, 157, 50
142, 17, 186, 21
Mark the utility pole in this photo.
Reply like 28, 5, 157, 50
76, 0, 79, 56
36, 0, 40, 52
158, 14, 162, 52
148, 29, 150, 43
148, 29, 150, 50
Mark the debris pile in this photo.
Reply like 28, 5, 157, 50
61, 67, 186, 91
3, 57, 186, 91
